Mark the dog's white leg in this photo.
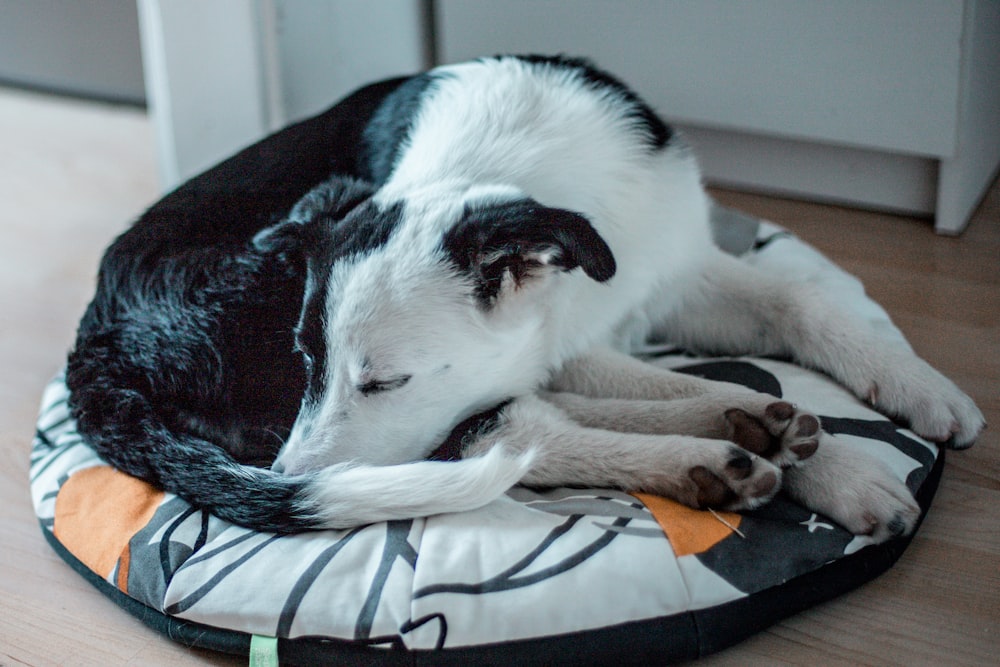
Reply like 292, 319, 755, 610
782, 434, 921, 541
540, 391, 820, 468
464, 395, 782, 511
549, 346, 821, 467
650, 247, 984, 448
551, 345, 737, 400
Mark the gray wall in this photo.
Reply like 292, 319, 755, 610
0, 0, 145, 104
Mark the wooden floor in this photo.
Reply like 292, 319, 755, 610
1, 87, 996, 666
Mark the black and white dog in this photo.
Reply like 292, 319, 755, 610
67, 56, 983, 540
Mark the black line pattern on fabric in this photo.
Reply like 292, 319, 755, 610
36, 394, 69, 426
193, 511, 211, 554
30, 383, 92, 481
276, 526, 367, 637
400, 613, 448, 650
34, 428, 55, 449
178, 530, 260, 569
673, 360, 783, 397
160, 507, 200, 587
520, 495, 666, 539
29, 439, 86, 483
355, 520, 418, 640
164, 533, 284, 615
361, 613, 450, 651
414, 510, 633, 598
820, 416, 936, 491
522, 496, 651, 520
120, 498, 197, 606
593, 522, 664, 538
37, 412, 74, 435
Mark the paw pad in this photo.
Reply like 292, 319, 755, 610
725, 408, 776, 457
790, 440, 819, 459
689, 465, 736, 508
688, 450, 780, 511
726, 450, 753, 477
725, 402, 822, 466
795, 414, 820, 438
765, 401, 795, 422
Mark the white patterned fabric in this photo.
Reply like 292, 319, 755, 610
29, 224, 940, 660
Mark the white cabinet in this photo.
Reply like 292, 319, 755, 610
139, 0, 999, 234
437, 0, 1000, 234
137, 0, 429, 190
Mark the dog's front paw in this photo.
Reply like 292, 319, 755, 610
865, 356, 984, 449
822, 472, 919, 542
679, 445, 782, 512
724, 399, 821, 468
784, 437, 921, 542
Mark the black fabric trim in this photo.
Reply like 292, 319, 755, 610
38, 451, 944, 665
40, 527, 250, 657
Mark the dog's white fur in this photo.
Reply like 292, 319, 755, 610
272, 58, 983, 541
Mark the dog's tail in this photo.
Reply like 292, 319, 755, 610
67, 375, 532, 534
136, 433, 533, 533
296, 446, 535, 529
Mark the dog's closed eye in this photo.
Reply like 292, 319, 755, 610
358, 375, 412, 396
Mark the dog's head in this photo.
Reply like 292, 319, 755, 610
257, 178, 615, 475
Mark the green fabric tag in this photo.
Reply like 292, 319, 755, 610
249, 634, 279, 667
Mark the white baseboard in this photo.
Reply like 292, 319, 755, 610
677, 124, 938, 218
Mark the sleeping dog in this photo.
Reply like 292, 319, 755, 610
67, 55, 984, 540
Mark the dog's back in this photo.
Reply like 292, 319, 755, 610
378, 56, 714, 357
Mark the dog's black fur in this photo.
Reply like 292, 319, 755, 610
65, 77, 415, 531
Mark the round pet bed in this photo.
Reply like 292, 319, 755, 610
30, 119, 942, 666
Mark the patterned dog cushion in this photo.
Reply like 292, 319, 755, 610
30, 218, 942, 664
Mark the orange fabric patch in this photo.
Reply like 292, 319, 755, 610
116, 543, 132, 592
633, 493, 742, 557
53, 465, 163, 591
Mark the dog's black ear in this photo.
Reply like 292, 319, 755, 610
253, 176, 376, 256
443, 198, 616, 306
252, 218, 304, 257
